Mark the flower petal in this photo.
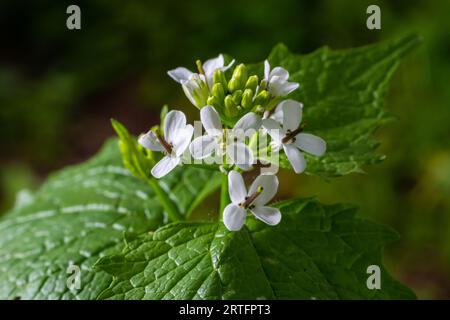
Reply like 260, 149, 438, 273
189, 135, 218, 159
151, 156, 180, 179
262, 118, 283, 143
223, 204, 247, 231
268, 77, 299, 97
164, 110, 187, 143
250, 206, 281, 226
234, 112, 262, 132
283, 144, 306, 174
173, 124, 194, 157
182, 81, 200, 108
138, 131, 164, 152
203, 54, 224, 77
280, 99, 303, 132
293, 133, 326, 156
264, 60, 270, 81
227, 142, 254, 170
228, 170, 247, 204
200, 106, 222, 135
221, 59, 236, 72
247, 174, 278, 206
269, 67, 289, 81
167, 67, 193, 83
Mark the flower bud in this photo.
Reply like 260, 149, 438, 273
245, 75, 259, 92
253, 90, 271, 106
207, 95, 221, 109
224, 95, 239, 117
211, 83, 225, 102
259, 79, 268, 91
227, 77, 239, 93
228, 64, 248, 92
213, 69, 228, 89
232, 90, 243, 105
241, 89, 254, 109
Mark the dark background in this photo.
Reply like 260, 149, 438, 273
0, 0, 449, 299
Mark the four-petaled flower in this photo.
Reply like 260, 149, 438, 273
190, 106, 261, 170
223, 171, 281, 231
263, 100, 326, 174
138, 110, 193, 178
168, 54, 235, 108
264, 60, 299, 97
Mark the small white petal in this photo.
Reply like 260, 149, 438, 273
167, 67, 193, 83
262, 118, 283, 144
269, 67, 289, 81
151, 156, 180, 179
248, 174, 278, 207
227, 142, 254, 170
164, 110, 187, 143
138, 131, 164, 152
228, 170, 247, 204
269, 77, 299, 97
203, 54, 224, 77
270, 108, 284, 124
293, 133, 326, 156
182, 81, 200, 108
280, 99, 303, 132
283, 144, 306, 174
200, 106, 222, 135
189, 135, 218, 159
250, 206, 281, 226
264, 60, 270, 81
234, 112, 262, 132
173, 124, 194, 157
221, 59, 236, 72
223, 204, 247, 231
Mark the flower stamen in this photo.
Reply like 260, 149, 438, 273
240, 186, 264, 209
281, 126, 304, 144
156, 132, 173, 154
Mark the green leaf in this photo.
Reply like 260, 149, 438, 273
263, 35, 421, 177
0, 139, 221, 299
96, 198, 415, 299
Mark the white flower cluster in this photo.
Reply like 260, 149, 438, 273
138, 55, 326, 231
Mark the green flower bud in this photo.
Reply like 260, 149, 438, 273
245, 75, 259, 92
211, 83, 225, 102
227, 77, 239, 93
228, 64, 248, 92
232, 64, 248, 84
224, 94, 239, 117
254, 90, 271, 106
259, 79, 268, 91
213, 69, 228, 89
207, 95, 221, 109
241, 89, 254, 109
232, 90, 243, 105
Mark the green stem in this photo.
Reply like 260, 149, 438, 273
219, 173, 230, 220
147, 178, 183, 222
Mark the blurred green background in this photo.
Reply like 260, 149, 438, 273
0, 0, 449, 299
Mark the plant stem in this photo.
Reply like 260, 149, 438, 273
147, 178, 183, 222
219, 173, 230, 220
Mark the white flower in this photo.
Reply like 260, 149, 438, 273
262, 100, 326, 174
264, 60, 299, 97
223, 171, 281, 231
168, 54, 235, 108
189, 106, 261, 170
138, 110, 193, 179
